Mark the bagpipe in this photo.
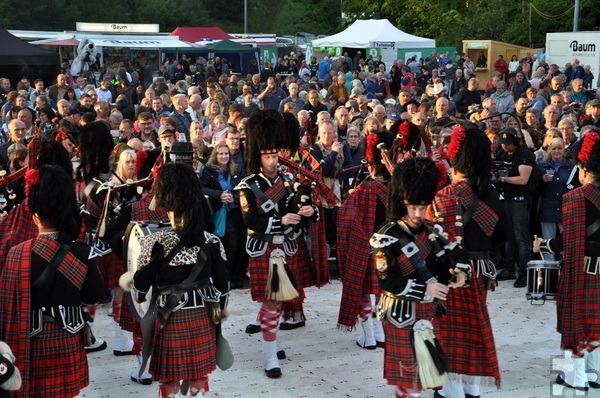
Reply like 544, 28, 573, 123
95, 175, 155, 240
278, 155, 340, 208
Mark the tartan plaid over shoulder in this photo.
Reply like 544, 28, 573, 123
559, 184, 600, 353
0, 203, 37, 270
131, 194, 167, 222
337, 180, 388, 330
435, 181, 498, 241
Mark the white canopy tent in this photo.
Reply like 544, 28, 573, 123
312, 19, 435, 68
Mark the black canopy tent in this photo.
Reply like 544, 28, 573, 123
0, 29, 60, 85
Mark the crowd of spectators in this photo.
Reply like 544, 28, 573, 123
1, 50, 600, 287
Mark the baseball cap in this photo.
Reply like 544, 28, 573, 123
499, 128, 518, 145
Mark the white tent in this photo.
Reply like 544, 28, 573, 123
312, 19, 435, 68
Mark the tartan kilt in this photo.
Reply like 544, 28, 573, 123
382, 301, 438, 389
25, 322, 89, 398
248, 243, 295, 302
288, 235, 315, 288
558, 258, 600, 355
437, 272, 500, 385
97, 252, 121, 290
118, 293, 138, 332
151, 305, 216, 381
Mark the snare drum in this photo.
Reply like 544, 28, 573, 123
526, 260, 560, 303
123, 220, 172, 320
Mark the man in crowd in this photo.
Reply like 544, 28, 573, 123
257, 77, 286, 111
169, 94, 192, 140
278, 83, 305, 112
496, 128, 535, 288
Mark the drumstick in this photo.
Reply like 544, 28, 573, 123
533, 234, 544, 260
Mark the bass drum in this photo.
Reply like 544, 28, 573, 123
123, 220, 172, 320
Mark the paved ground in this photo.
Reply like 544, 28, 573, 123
79, 276, 600, 398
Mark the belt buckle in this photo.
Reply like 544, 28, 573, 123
273, 235, 284, 244
261, 200, 276, 213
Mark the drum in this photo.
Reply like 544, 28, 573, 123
123, 220, 172, 320
526, 260, 560, 303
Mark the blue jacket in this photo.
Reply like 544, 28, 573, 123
537, 158, 578, 223
318, 60, 331, 80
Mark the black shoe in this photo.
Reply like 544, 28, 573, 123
277, 350, 286, 360
589, 381, 600, 389
279, 320, 305, 330
556, 373, 589, 391
496, 269, 516, 281
433, 391, 445, 398
113, 349, 134, 356
265, 367, 282, 378
465, 394, 480, 398
513, 275, 527, 288
245, 324, 261, 334
376, 341, 385, 348
130, 375, 153, 385
85, 339, 107, 353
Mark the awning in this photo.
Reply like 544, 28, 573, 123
31, 37, 80, 46
88, 37, 193, 48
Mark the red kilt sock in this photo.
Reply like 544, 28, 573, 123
259, 305, 281, 342
395, 386, 421, 397
190, 376, 209, 396
159, 380, 180, 397
358, 296, 372, 322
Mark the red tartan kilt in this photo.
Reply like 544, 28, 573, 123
248, 243, 296, 302
97, 252, 121, 290
151, 305, 216, 380
437, 272, 500, 381
558, 266, 600, 353
26, 322, 89, 398
288, 236, 315, 288
382, 302, 438, 389
118, 293, 137, 332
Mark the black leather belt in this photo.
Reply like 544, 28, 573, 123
586, 241, 600, 252
506, 196, 527, 202
250, 232, 289, 244
468, 251, 489, 260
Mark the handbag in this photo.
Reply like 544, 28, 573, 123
212, 206, 227, 238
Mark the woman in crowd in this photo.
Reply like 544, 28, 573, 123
537, 137, 579, 260
534, 128, 562, 162
508, 55, 520, 74
127, 162, 229, 397
37, 106, 57, 141
200, 143, 244, 287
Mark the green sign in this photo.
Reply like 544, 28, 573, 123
262, 46, 278, 67
366, 47, 381, 59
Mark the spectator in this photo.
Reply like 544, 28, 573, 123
496, 127, 536, 288
537, 137, 579, 260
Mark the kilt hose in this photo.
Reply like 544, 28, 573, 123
248, 242, 296, 302
382, 301, 439, 390
151, 305, 216, 381
27, 322, 89, 398
437, 271, 501, 387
